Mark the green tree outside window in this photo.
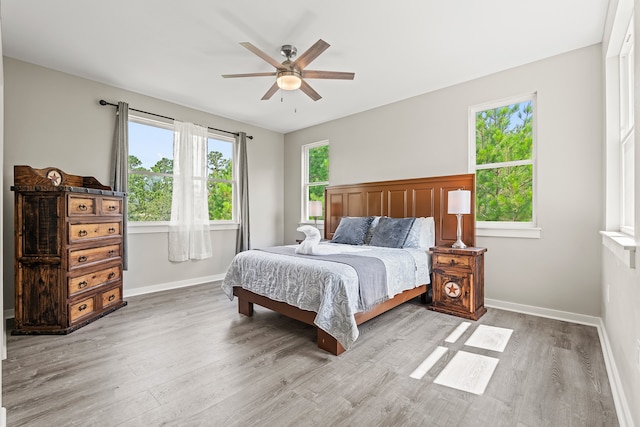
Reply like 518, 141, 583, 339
306, 144, 329, 220
475, 101, 534, 222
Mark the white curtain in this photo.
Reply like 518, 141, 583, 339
168, 121, 213, 261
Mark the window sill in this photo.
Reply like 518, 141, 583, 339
600, 231, 636, 269
476, 226, 541, 239
128, 222, 239, 235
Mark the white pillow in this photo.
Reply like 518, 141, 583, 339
403, 217, 435, 250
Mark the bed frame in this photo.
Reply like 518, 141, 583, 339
233, 173, 476, 355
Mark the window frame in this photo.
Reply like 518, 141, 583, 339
127, 113, 239, 232
206, 133, 238, 225
619, 17, 635, 237
469, 93, 541, 239
301, 140, 329, 225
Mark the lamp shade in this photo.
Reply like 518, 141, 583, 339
448, 190, 471, 215
308, 200, 323, 217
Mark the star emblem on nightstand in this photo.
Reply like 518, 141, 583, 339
445, 281, 461, 298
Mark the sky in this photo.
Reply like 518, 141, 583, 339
129, 122, 233, 170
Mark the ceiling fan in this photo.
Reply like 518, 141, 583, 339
222, 39, 355, 101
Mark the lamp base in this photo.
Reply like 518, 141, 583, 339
452, 239, 467, 249
452, 213, 467, 249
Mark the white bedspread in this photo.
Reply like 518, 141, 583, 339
221, 243, 430, 350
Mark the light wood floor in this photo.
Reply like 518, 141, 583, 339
3, 283, 619, 426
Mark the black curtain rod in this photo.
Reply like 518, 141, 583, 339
99, 100, 253, 140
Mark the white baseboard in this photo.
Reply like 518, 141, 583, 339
122, 274, 225, 299
596, 318, 634, 427
485, 298, 601, 326
486, 298, 633, 427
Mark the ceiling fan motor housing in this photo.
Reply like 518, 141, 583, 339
280, 45, 297, 60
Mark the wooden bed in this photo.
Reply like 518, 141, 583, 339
233, 173, 476, 355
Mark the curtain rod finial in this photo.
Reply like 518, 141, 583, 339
99, 100, 108, 106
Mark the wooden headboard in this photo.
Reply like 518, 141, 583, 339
324, 174, 476, 248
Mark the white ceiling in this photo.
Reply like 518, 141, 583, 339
1, 0, 609, 134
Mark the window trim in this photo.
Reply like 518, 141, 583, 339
469, 93, 539, 238
127, 113, 238, 227
619, 16, 635, 237
301, 140, 329, 225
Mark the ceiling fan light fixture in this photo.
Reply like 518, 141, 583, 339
276, 70, 302, 90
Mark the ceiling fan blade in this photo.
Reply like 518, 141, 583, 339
302, 70, 355, 80
299, 80, 322, 101
292, 39, 330, 70
222, 72, 277, 78
240, 42, 284, 69
261, 82, 280, 100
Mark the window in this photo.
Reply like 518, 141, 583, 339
302, 141, 329, 222
128, 117, 174, 222
620, 19, 635, 235
207, 137, 235, 221
128, 115, 236, 223
470, 95, 537, 235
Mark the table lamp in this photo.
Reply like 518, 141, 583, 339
309, 200, 323, 228
448, 189, 471, 248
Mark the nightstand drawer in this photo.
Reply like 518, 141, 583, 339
433, 253, 472, 270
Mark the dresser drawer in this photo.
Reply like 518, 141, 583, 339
433, 253, 472, 270
69, 222, 121, 242
68, 265, 121, 296
101, 197, 122, 216
100, 286, 122, 309
68, 195, 97, 216
69, 296, 95, 322
69, 244, 121, 269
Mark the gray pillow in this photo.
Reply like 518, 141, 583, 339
369, 217, 416, 248
331, 216, 374, 245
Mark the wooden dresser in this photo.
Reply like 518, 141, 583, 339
11, 165, 127, 334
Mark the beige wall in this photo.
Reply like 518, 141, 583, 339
285, 44, 604, 317
3, 57, 284, 307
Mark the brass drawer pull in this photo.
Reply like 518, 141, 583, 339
78, 281, 88, 289
78, 230, 88, 237
78, 304, 88, 311
107, 250, 115, 257
108, 294, 116, 302
78, 255, 88, 263
108, 272, 116, 280
77, 204, 88, 211
107, 205, 117, 211
108, 227, 116, 234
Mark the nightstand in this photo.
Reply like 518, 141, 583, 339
428, 246, 487, 320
